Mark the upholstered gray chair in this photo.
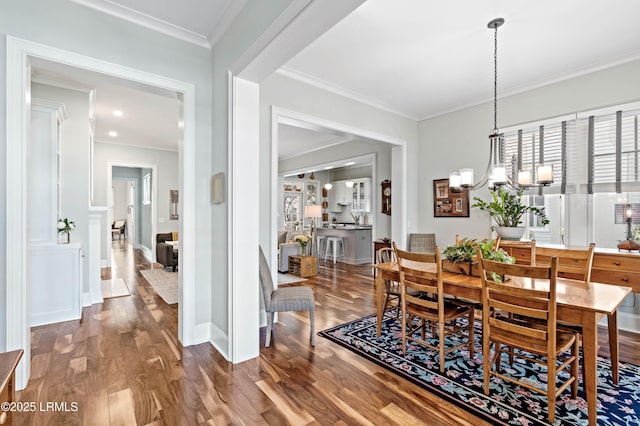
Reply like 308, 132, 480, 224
259, 246, 315, 347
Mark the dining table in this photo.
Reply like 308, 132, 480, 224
374, 261, 632, 426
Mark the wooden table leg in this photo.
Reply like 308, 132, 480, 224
582, 312, 598, 426
375, 271, 385, 337
607, 311, 619, 385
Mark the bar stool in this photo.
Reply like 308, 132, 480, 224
316, 235, 326, 257
324, 236, 345, 264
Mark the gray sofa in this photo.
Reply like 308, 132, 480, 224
156, 233, 179, 271
277, 230, 303, 272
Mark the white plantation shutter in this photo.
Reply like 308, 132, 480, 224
502, 122, 566, 193
587, 109, 640, 193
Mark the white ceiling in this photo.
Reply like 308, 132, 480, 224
283, 0, 640, 120
57, 0, 640, 157
31, 58, 180, 152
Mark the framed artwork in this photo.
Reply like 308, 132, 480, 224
433, 178, 469, 218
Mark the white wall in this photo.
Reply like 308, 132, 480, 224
31, 83, 91, 295
418, 58, 640, 247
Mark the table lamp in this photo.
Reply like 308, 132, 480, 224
304, 205, 323, 255
617, 204, 640, 252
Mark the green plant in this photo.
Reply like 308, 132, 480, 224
442, 238, 477, 263
472, 188, 549, 230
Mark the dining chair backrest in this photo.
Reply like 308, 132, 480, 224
408, 233, 436, 253
377, 247, 396, 265
477, 251, 560, 347
535, 244, 595, 281
394, 242, 443, 316
259, 246, 275, 307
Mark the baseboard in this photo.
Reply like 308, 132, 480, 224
190, 322, 211, 345
140, 245, 152, 263
82, 292, 92, 307
209, 322, 229, 360
617, 312, 640, 334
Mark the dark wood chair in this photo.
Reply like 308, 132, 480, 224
377, 247, 420, 317
477, 254, 579, 424
394, 243, 474, 372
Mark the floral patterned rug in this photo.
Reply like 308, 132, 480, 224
319, 312, 640, 426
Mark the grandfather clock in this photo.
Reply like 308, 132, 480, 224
381, 180, 391, 215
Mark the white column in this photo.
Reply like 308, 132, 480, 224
88, 207, 107, 305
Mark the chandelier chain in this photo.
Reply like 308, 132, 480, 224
493, 22, 498, 132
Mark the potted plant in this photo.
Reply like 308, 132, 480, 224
442, 238, 513, 279
294, 234, 311, 256
471, 188, 549, 240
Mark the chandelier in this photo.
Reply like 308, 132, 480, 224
449, 18, 553, 192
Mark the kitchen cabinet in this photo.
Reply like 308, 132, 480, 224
328, 180, 350, 211
351, 178, 371, 212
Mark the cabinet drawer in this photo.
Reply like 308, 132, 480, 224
591, 269, 640, 292
592, 254, 640, 272
510, 248, 532, 264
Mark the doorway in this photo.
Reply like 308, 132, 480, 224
6, 37, 197, 389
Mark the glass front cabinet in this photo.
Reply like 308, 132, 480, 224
351, 178, 371, 212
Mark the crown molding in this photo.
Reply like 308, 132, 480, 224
207, 0, 247, 48
278, 137, 354, 162
31, 73, 94, 93
95, 138, 178, 153
69, 0, 211, 49
277, 66, 420, 121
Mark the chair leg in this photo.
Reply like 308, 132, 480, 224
547, 356, 557, 424
483, 310, 491, 395
265, 312, 274, 347
438, 321, 445, 373
571, 336, 579, 398
468, 309, 475, 360
309, 309, 315, 346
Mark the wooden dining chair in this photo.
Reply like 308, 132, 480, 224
377, 247, 420, 317
408, 233, 436, 253
533, 244, 623, 383
477, 254, 579, 424
393, 243, 475, 372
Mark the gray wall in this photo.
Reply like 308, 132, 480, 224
417, 58, 640, 247
0, 0, 212, 349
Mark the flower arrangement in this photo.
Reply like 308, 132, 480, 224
294, 234, 311, 255
57, 218, 76, 244
58, 218, 76, 233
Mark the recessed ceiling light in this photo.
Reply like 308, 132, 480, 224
108, 131, 118, 137
323, 166, 334, 170
345, 161, 356, 166
113, 110, 123, 117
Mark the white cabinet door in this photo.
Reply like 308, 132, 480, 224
351, 178, 371, 212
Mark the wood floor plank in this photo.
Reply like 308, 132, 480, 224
16, 241, 640, 425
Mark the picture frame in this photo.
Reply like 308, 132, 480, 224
433, 178, 469, 218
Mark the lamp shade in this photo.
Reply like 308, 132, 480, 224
304, 205, 322, 218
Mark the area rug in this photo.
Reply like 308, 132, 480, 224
101, 278, 130, 298
277, 273, 307, 285
140, 269, 178, 304
319, 313, 640, 426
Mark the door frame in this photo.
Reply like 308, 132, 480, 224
107, 163, 158, 264
6, 36, 197, 388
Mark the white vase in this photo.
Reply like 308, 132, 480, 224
495, 226, 526, 240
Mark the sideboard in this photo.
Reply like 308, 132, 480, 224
499, 241, 640, 292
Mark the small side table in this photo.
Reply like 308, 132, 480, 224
288, 255, 318, 278
373, 239, 391, 277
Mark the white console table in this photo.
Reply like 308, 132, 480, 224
30, 243, 83, 326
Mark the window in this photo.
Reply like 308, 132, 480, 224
142, 173, 151, 205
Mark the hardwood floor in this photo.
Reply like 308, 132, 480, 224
16, 244, 640, 425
